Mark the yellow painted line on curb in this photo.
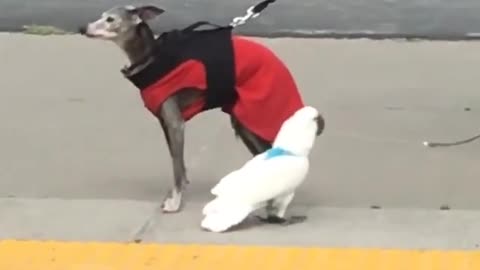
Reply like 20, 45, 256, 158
0, 240, 480, 270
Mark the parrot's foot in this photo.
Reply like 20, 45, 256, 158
255, 215, 307, 226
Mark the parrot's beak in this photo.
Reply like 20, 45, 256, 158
315, 115, 325, 136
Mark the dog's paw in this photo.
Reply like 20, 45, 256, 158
161, 190, 182, 213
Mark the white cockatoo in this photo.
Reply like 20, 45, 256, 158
201, 106, 322, 233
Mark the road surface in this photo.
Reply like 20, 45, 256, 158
3, 0, 480, 39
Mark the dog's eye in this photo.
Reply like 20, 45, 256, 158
106, 16, 115, 23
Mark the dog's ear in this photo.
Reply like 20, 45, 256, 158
128, 5, 165, 23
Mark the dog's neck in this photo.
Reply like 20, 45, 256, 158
119, 22, 156, 75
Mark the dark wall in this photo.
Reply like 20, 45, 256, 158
2, 0, 480, 39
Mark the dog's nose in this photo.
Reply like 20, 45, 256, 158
78, 26, 87, 35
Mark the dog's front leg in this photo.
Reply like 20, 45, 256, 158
157, 98, 189, 213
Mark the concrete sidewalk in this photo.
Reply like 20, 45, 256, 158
1, 198, 480, 250
1, 33, 480, 250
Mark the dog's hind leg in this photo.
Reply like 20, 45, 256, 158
157, 98, 189, 213
230, 116, 271, 155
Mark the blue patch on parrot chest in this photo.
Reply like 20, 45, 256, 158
264, 147, 295, 160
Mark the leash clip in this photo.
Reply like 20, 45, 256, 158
230, 6, 259, 27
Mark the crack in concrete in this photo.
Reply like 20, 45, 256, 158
130, 204, 163, 243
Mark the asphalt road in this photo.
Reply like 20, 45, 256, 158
1, 33, 480, 249
3, 0, 480, 39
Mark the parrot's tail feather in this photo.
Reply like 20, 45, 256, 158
202, 197, 223, 215
211, 184, 225, 196
201, 200, 252, 233
211, 171, 241, 196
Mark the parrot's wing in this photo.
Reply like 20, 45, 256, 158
211, 155, 309, 204
210, 152, 267, 196
241, 152, 268, 169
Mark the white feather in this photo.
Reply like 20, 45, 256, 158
209, 155, 309, 201
201, 199, 253, 232
210, 152, 267, 196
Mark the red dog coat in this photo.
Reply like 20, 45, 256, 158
124, 23, 304, 143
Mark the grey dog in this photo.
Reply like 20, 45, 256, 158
78, 4, 325, 215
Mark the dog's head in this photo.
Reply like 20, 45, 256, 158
78, 5, 164, 43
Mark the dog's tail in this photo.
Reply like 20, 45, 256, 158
423, 132, 480, 148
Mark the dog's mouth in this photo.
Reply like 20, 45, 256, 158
81, 32, 100, 38
78, 26, 102, 38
